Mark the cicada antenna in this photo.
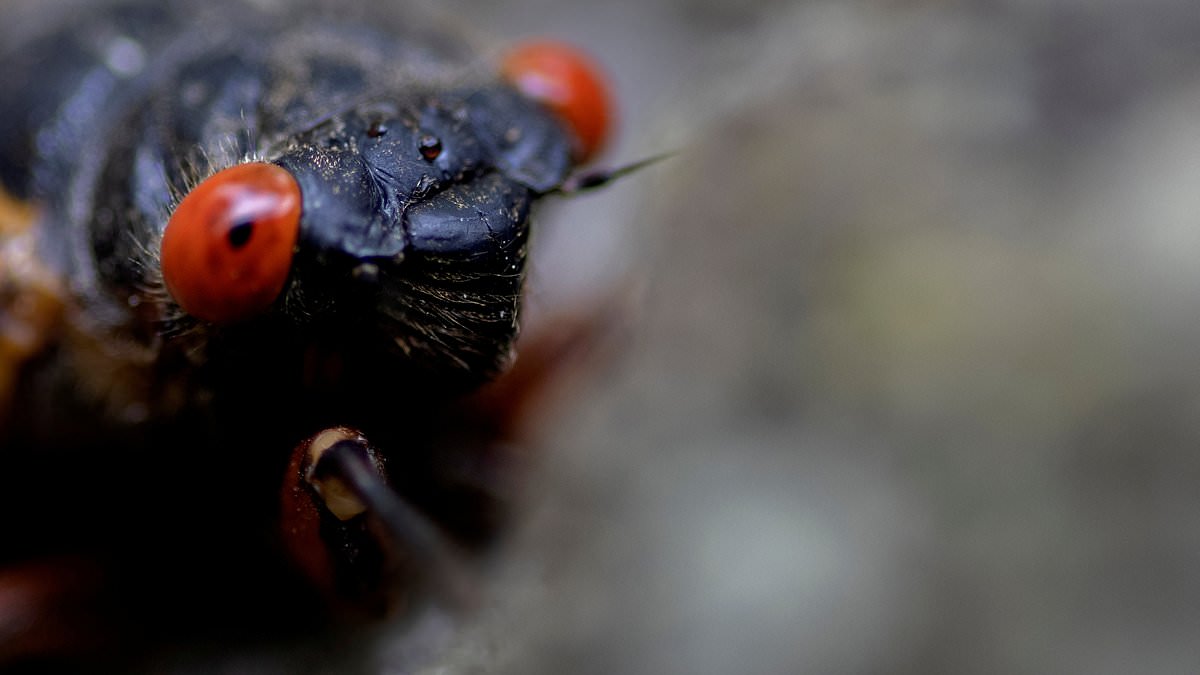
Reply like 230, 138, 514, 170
553, 151, 675, 195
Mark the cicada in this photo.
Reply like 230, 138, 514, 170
0, 0, 617, 668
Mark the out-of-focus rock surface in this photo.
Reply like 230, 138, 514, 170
407, 1, 1200, 674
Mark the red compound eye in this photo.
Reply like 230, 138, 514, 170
160, 162, 301, 324
501, 39, 613, 162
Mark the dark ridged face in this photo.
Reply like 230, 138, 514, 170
267, 84, 573, 380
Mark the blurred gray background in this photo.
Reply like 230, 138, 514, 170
387, 1, 1200, 674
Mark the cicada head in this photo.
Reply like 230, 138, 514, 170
159, 42, 614, 386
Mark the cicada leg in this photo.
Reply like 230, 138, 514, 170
280, 428, 476, 616
278, 299, 629, 615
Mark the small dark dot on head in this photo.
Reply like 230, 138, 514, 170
418, 134, 442, 161
367, 121, 388, 138
228, 221, 254, 248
